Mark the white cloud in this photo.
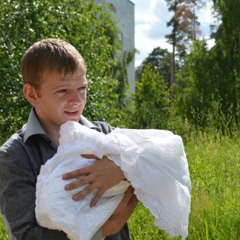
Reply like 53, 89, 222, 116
198, 1, 215, 36
131, 0, 215, 67
133, 0, 171, 66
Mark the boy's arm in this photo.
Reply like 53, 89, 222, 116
0, 150, 136, 240
102, 186, 138, 237
0, 151, 69, 240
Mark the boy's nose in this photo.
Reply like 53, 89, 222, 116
70, 91, 82, 103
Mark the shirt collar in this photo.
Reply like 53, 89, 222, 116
23, 108, 45, 143
23, 108, 97, 143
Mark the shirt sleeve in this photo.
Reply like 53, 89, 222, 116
0, 147, 69, 240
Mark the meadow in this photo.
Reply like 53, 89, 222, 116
129, 132, 240, 240
1, 132, 240, 239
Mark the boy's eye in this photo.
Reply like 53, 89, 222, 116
57, 89, 66, 93
78, 86, 87, 91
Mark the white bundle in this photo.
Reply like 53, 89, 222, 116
35, 121, 191, 240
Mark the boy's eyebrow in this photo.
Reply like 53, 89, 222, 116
51, 81, 88, 89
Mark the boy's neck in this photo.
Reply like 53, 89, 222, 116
37, 120, 61, 146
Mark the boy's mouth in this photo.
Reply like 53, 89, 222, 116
65, 110, 79, 116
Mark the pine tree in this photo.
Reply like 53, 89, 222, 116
165, 0, 204, 98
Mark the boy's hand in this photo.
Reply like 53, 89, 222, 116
62, 154, 125, 207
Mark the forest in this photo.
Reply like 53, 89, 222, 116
134, 0, 240, 138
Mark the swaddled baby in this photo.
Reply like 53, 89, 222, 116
36, 121, 191, 240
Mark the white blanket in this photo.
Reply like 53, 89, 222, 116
35, 121, 191, 240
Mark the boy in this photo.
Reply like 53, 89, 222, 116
0, 38, 138, 240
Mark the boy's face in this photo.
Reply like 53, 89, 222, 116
33, 67, 88, 131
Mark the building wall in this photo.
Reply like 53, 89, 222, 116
95, 0, 135, 91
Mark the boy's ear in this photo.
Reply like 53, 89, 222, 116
23, 84, 39, 106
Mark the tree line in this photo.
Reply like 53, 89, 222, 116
132, 0, 240, 138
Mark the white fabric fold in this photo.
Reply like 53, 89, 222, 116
35, 121, 191, 240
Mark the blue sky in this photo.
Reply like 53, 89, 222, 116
131, 0, 215, 67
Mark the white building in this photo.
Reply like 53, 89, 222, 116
95, 0, 135, 91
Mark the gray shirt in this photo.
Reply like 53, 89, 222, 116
0, 109, 130, 240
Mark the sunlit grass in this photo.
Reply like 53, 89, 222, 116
129, 133, 240, 239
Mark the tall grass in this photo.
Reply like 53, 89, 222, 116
1, 133, 240, 239
129, 132, 240, 239
186, 133, 240, 240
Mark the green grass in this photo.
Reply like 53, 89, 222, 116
129, 133, 240, 239
0, 214, 7, 239
1, 133, 240, 239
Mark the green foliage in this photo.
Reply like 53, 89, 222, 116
211, 0, 240, 123
0, 0, 124, 143
0, 214, 7, 239
173, 40, 215, 130
84, 74, 121, 126
158, 0, 240, 135
136, 47, 173, 87
172, 36, 240, 135
128, 65, 170, 129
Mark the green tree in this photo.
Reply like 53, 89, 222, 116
210, 0, 240, 126
129, 65, 170, 129
173, 0, 240, 134
168, 0, 240, 135
165, 0, 203, 97
173, 40, 217, 130
136, 47, 178, 88
0, 0, 123, 143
